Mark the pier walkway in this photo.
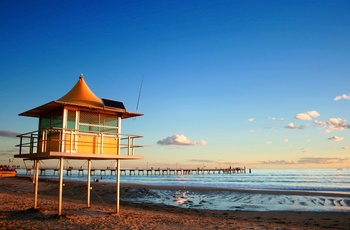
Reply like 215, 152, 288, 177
23, 167, 247, 176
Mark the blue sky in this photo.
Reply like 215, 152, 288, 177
1, 0, 350, 169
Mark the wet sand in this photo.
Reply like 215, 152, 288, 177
1, 177, 349, 229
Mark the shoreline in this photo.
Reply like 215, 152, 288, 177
17, 174, 350, 198
1, 176, 349, 229
120, 182, 350, 198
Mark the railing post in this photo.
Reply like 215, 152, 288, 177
101, 133, 104, 154
132, 138, 135, 156
70, 130, 73, 153
59, 129, 62, 152
127, 136, 131, 156
41, 130, 45, 153
19, 135, 23, 155
30, 133, 34, 154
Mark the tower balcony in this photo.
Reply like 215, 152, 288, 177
15, 128, 143, 160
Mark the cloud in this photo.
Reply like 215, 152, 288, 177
334, 93, 350, 101
313, 120, 325, 126
248, 118, 254, 122
342, 146, 350, 150
188, 159, 216, 163
298, 157, 350, 164
259, 160, 295, 165
328, 136, 343, 141
0, 148, 18, 157
285, 123, 305, 129
295, 110, 320, 120
259, 157, 350, 165
283, 139, 288, 143
0, 130, 20, 138
285, 123, 296, 129
314, 118, 350, 131
268, 117, 285, 121
301, 147, 312, 152
265, 141, 273, 145
157, 134, 207, 146
328, 118, 349, 130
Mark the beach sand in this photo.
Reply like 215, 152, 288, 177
1, 177, 349, 229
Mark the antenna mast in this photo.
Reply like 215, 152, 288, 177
136, 75, 144, 112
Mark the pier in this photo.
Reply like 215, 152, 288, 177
24, 166, 247, 176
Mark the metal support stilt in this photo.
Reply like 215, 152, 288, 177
58, 157, 64, 216
34, 160, 39, 209
87, 159, 91, 208
116, 159, 120, 214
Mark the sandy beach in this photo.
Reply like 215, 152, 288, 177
1, 177, 349, 229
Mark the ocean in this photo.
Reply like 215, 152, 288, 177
17, 168, 350, 212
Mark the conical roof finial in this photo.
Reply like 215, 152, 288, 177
57, 75, 103, 107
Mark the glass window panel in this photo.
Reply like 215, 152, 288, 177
67, 110, 76, 129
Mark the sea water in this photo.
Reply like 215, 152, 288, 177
17, 168, 350, 212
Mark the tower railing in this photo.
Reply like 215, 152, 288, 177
16, 128, 143, 156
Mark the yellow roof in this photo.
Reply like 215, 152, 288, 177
19, 74, 144, 119
58, 74, 104, 107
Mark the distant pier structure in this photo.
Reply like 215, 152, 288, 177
24, 166, 247, 176
14, 74, 143, 216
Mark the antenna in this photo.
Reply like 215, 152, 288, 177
136, 75, 144, 112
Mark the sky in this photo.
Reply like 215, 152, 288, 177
1, 0, 350, 169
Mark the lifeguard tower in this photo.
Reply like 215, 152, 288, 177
14, 74, 143, 215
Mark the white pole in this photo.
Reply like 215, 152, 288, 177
116, 116, 122, 214
87, 159, 91, 208
58, 157, 64, 216
116, 158, 120, 214
34, 160, 39, 209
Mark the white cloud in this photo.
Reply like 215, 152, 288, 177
295, 113, 312, 120
313, 120, 325, 126
200, 140, 207, 145
248, 118, 255, 122
283, 139, 288, 143
328, 136, 344, 142
157, 134, 207, 146
298, 157, 350, 164
285, 123, 296, 129
308, 110, 320, 117
265, 141, 273, 145
334, 93, 350, 101
259, 160, 295, 165
285, 123, 306, 130
314, 118, 350, 131
0, 130, 20, 138
301, 147, 312, 152
329, 118, 349, 130
295, 110, 320, 121
260, 157, 350, 165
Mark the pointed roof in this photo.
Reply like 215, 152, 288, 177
58, 74, 104, 107
19, 74, 143, 119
